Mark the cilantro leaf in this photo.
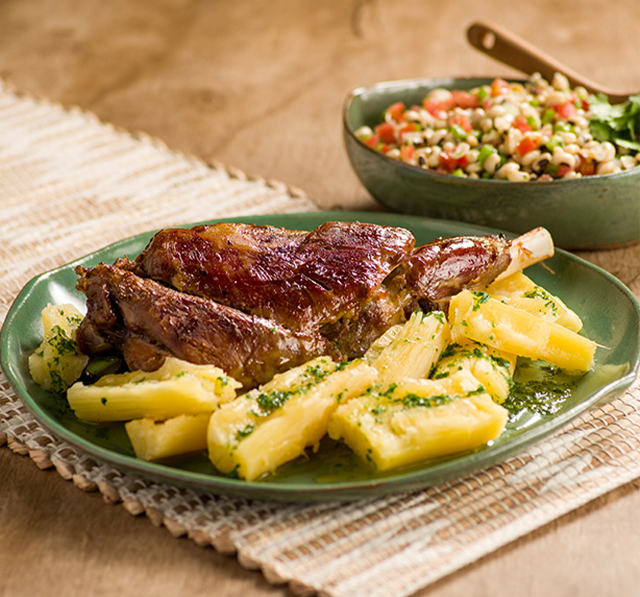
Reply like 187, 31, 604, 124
590, 92, 640, 152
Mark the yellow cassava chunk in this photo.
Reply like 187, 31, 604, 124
125, 413, 210, 461
365, 311, 450, 385
207, 356, 377, 481
432, 338, 516, 404
487, 271, 583, 332
448, 290, 596, 372
28, 303, 89, 393
67, 357, 240, 422
328, 371, 508, 471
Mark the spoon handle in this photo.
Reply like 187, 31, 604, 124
467, 21, 631, 103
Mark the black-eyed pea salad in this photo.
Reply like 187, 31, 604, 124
355, 73, 640, 181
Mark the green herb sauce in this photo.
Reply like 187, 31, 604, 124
502, 360, 578, 422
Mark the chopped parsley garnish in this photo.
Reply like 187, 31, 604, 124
471, 291, 491, 311
48, 369, 66, 394
400, 393, 454, 409
523, 286, 558, 315
47, 325, 78, 356
255, 389, 292, 412
441, 343, 463, 359
250, 360, 335, 415
235, 423, 256, 441
431, 311, 446, 324
432, 370, 450, 379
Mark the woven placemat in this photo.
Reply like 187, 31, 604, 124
1, 79, 640, 597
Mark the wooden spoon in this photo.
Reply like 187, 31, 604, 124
467, 21, 633, 104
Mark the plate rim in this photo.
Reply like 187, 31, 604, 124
2, 211, 639, 502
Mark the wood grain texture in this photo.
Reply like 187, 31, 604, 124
1, 1, 639, 596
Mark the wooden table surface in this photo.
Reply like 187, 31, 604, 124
1, 1, 639, 596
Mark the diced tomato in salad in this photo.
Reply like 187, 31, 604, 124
423, 91, 479, 117
449, 113, 472, 133
439, 152, 459, 172
490, 78, 510, 97
556, 101, 578, 120
516, 136, 537, 156
557, 164, 573, 177
363, 134, 389, 153
374, 122, 397, 144
450, 90, 479, 109
399, 122, 418, 136
400, 145, 415, 161
363, 134, 379, 149
422, 98, 448, 120
513, 115, 532, 134
385, 101, 406, 122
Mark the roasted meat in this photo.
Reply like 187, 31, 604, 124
76, 260, 335, 388
76, 221, 512, 388
131, 221, 415, 333
401, 234, 513, 308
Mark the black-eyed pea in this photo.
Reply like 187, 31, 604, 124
620, 156, 636, 170
521, 149, 541, 168
483, 151, 501, 174
601, 142, 616, 162
552, 147, 576, 169
596, 161, 617, 175
496, 162, 520, 180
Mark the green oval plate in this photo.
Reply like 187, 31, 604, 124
2, 212, 639, 502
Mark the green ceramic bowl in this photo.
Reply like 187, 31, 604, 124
343, 77, 640, 250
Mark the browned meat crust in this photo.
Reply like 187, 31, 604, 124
132, 221, 415, 333
76, 262, 336, 388
401, 234, 513, 308
75, 221, 512, 388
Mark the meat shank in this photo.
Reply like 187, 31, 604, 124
76, 221, 511, 388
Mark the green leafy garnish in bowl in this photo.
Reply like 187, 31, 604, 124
590, 92, 640, 152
